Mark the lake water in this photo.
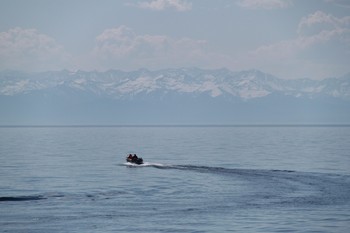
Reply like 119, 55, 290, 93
1, 126, 350, 232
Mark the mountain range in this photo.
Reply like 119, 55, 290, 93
1, 68, 349, 125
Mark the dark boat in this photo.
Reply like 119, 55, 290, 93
126, 156, 144, 165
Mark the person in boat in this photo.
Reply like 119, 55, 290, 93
128, 154, 133, 160
133, 154, 141, 163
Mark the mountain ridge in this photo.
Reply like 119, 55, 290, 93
1, 68, 349, 125
1, 68, 349, 100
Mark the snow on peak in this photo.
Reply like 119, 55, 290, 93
0, 68, 349, 100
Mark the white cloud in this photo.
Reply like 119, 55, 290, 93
254, 29, 349, 60
296, 11, 350, 49
129, 0, 192, 11
236, 0, 292, 9
298, 11, 350, 36
89, 25, 229, 70
243, 11, 350, 79
0, 27, 70, 71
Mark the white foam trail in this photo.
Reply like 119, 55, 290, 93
123, 162, 171, 168
143, 162, 167, 167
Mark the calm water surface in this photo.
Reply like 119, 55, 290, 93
0, 126, 350, 232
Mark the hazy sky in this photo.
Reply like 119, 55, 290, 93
0, 0, 349, 79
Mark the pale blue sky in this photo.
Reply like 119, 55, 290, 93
0, 0, 349, 79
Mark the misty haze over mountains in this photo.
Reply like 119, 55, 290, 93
0, 68, 349, 125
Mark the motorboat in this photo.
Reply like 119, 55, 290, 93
126, 155, 144, 165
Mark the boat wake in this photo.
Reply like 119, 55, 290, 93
123, 162, 171, 168
123, 162, 350, 207
4, 163, 350, 209
123, 162, 294, 174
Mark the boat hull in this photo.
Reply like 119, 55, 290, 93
126, 157, 144, 165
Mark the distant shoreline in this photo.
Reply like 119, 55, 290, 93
1, 124, 350, 128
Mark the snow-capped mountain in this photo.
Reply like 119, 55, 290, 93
1, 68, 349, 100
0, 68, 349, 125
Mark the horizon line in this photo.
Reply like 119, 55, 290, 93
1, 124, 350, 128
